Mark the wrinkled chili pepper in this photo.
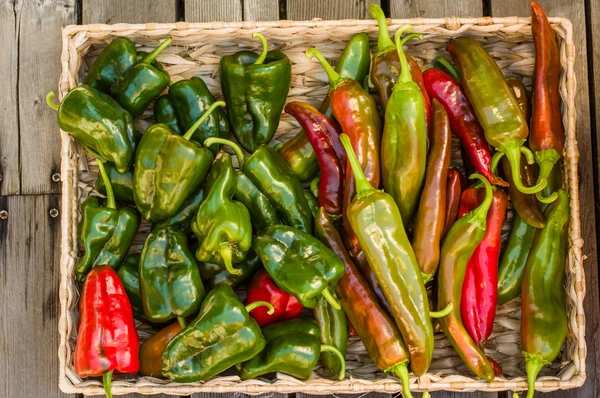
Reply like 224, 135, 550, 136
448, 38, 544, 194
458, 186, 508, 349
74, 265, 139, 398
314, 294, 348, 377
530, 1, 565, 204
422, 68, 506, 187
442, 167, 467, 237
245, 270, 303, 327
139, 322, 182, 377
285, 101, 345, 216
437, 174, 495, 381
412, 99, 452, 281
305, 47, 382, 258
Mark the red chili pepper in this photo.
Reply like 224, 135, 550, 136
74, 265, 139, 398
285, 101, 345, 216
348, 321, 358, 337
442, 167, 467, 237
245, 270, 303, 326
422, 68, 507, 187
458, 187, 508, 348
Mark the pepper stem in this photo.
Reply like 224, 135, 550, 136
430, 302, 453, 318
219, 244, 241, 275
84, 145, 116, 210
246, 300, 275, 315
310, 176, 320, 198
321, 287, 341, 310
46, 92, 59, 111
273, 142, 284, 151
501, 141, 547, 194
386, 362, 413, 398
141, 37, 172, 64
177, 317, 187, 329
394, 26, 414, 84
434, 56, 460, 82
320, 344, 346, 380
252, 33, 269, 65
524, 355, 545, 398
400, 33, 423, 46
465, 174, 493, 230
369, 4, 395, 54
204, 137, 247, 168
421, 272, 433, 284
103, 370, 113, 398
306, 48, 344, 89
534, 149, 561, 203
339, 134, 377, 199
183, 101, 226, 141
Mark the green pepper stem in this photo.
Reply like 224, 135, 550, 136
103, 370, 113, 398
525, 356, 545, 398
434, 56, 460, 82
400, 33, 423, 46
246, 300, 275, 315
273, 142, 283, 151
386, 362, 413, 398
310, 176, 320, 198
500, 141, 547, 194
84, 145, 116, 210
219, 244, 241, 275
421, 271, 433, 284
430, 302, 453, 318
204, 137, 247, 168
252, 33, 269, 65
46, 92, 59, 111
306, 48, 344, 89
466, 174, 493, 230
320, 344, 346, 380
183, 101, 226, 141
422, 392, 431, 398
141, 37, 172, 64
513, 393, 519, 398
394, 26, 414, 84
339, 134, 377, 199
177, 317, 187, 329
369, 4, 395, 54
321, 287, 341, 310
534, 149, 561, 203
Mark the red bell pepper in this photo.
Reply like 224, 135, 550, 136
442, 167, 467, 237
285, 101, 346, 216
458, 187, 508, 349
74, 265, 139, 398
422, 68, 507, 187
245, 270, 303, 326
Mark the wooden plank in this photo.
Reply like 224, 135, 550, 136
490, 1, 598, 398
185, 0, 243, 22
0, 195, 68, 398
18, 0, 76, 194
390, 0, 482, 18
0, 2, 20, 195
244, 0, 279, 21
82, 0, 178, 24
286, 0, 380, 20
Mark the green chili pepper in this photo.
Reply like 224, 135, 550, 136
201, 249, 262, 289
234, 172, 281, 232
95, 162, 135, 204
314, 295, 348, 377
117, 253, 145, 321
151, 187, 205, 235
220, 33, 291, 152
304, 190, 319, 220
261, 318, 320, 340
162, 285, 273, 382
139, 226, 205, 327
85, 38, 138, 93
154, 95, 181, 134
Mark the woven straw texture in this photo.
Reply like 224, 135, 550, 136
57, 16, 584, 396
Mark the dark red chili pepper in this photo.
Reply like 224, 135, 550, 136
458, 187, 508, 348
423, 68, 507, 187
74, 265, 139, 398
285, 101, 345, 216
245, 270, 303, 327
442, 167, 467, 237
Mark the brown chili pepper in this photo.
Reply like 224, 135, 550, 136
412, 99, 452, 281
442, 167, 467, 237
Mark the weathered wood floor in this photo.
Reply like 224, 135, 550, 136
0, 0, 598, 397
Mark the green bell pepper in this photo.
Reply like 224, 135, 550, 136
85, 37, 138, 94
154, 95, 181, 134
162, 284, 273, 382
95, 162, 134, 203
139, 226, 205, 326
133, 102, 222, 222
220, 33, 291, 152
151, 187, 204, 234
253, 225, 345, 309
200, 249, 262, 289
314, 295, 348, 377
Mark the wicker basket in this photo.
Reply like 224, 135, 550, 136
57, 16, 584, 396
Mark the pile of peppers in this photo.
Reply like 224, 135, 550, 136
51, 3, 570, 397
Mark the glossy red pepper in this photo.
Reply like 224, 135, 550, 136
458, 187, 508, 348
74, 265, 139, 398
245, 270, 303, 327
423, 68, 507, 187
285, 101, 345, 216
442, 167, 467, 237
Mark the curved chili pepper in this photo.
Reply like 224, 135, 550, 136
351, 249, 394, 316
442, 167, 467, 237
458, 187, 508, 349
530, 1, 565, 204
422, 68, 506, 187
412, 99, 452, 281
305, 47, 382, 257
139, 322, 182, 377
314, 295, 348, 377
521, 189, 569, 398
448, 38, 544, 194
285, 102, 345, 216
340, 133, 434, 376
437, 174, 495, 381
315, 208, 414, 398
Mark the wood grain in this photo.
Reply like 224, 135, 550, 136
390, 0, 483, 18
82, 0, 178, 24
491, 0, 599, 397
0, 2, 20, 195
18, 0, 76, 194
286, 0, 380, 20
244, 0, 279, 21
185, 0, 243, 22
